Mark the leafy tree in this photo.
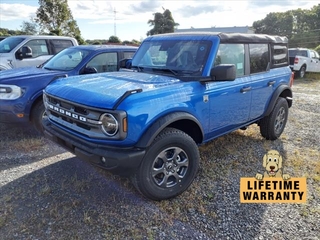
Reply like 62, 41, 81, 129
35, 0, 85, 44
314, 45, 320, 55
253, 4, 320, 49
20, 18, 39, 35
131, 39, 141, 45
108, 35, 121, 43
253, 12, 293, 38
92, 41, 102, 45
0, 28, 10, 36
147, 9, 179, 36
122, 39, 140, 46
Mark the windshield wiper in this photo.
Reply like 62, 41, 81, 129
43, 67, 57, 71
131, 66, 181, 76
154, 68, 178, 76
179, 69, 200, 75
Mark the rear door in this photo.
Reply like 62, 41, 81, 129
248, 43, 274, 120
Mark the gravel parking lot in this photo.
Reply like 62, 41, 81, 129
0, 77, 319, 240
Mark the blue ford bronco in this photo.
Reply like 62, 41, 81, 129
43, 32, 294, 200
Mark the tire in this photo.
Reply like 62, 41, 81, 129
131, 127, 200, 200
298, 66, 306, 78
31, 100, 47, 134
259, 98, 288, 140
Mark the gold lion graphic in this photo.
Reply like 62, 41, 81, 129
255, 150, 290, 180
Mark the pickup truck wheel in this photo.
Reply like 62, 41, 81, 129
131, 127, 199, 200
259, 97, 288, 140
298, 66, 306, 78
31, 100, 46, 134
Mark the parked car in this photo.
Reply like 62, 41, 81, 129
0, 35, 78, 71
0, 45, 137, 133
42, 32, 294, 200
289, 47, 320, 78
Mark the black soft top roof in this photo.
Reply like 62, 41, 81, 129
152, 32, 288, 44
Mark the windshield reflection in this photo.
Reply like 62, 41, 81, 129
43, 48, 90, 71
131, 40, 211, 76
0, 37, 25, 53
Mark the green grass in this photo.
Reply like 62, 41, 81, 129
304, 72, 320, 80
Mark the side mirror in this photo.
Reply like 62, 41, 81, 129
82, 66, 98, 74
119, 58, 132, 69
209, 64, 236, 81
16, 46, 33, 60
22, 46, 33, 58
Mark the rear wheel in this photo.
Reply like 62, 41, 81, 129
131, 128, 200, 200
31, 100, 46, 134
259, 98, 288, 140
298, 66, 306, 78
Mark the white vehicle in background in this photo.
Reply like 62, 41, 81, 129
288, 48, 320, 78
0, 35, 78, 71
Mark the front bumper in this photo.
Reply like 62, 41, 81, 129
0, 100, 30, 123
43, 118, 146, 171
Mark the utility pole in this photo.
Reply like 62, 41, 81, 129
114, 8, 117, 36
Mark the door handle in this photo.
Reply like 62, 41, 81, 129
268, 81, 276, 87
240, 87, 252, 93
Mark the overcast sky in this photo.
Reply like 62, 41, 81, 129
0, 0, 318, 41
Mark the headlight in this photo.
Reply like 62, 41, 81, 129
43, 93, 48, 106
100, 113, 119, 136
0, 85, 22, 100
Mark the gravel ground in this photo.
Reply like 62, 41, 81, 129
0, 77, 319, 240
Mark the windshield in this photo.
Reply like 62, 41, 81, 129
43, 47, 90, 71
0, 37, 25, 53
131, 40, 211, 76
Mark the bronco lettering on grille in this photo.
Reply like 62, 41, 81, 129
48, 103, 87, 122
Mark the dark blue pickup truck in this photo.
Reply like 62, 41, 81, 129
0, 45, 137, 133
42, 33, 294, 200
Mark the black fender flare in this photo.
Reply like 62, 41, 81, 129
135, 112, 204, 149
264, 84, 292, 117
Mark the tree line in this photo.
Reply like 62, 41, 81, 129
0, 0, 319, 51
253, 4, 320, 49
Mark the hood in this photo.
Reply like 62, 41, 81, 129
0, 67, 64, 84
45, 71, 181, 109
0, 52, 11, 57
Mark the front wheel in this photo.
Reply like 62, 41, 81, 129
259, 98, 288, 140
131, 128, 200, 200
31, 100, 47, 134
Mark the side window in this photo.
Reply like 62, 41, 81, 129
249, 44, 269, 74
50, 39, 74, 54
214, 43, 245, 77
123, 51, 135, 59
23, 39, 48, 58
271, 44, 288, 67
86, 52, 118, 73
310, 51, 316, 58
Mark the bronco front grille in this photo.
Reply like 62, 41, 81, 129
44, 94, 109, 139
